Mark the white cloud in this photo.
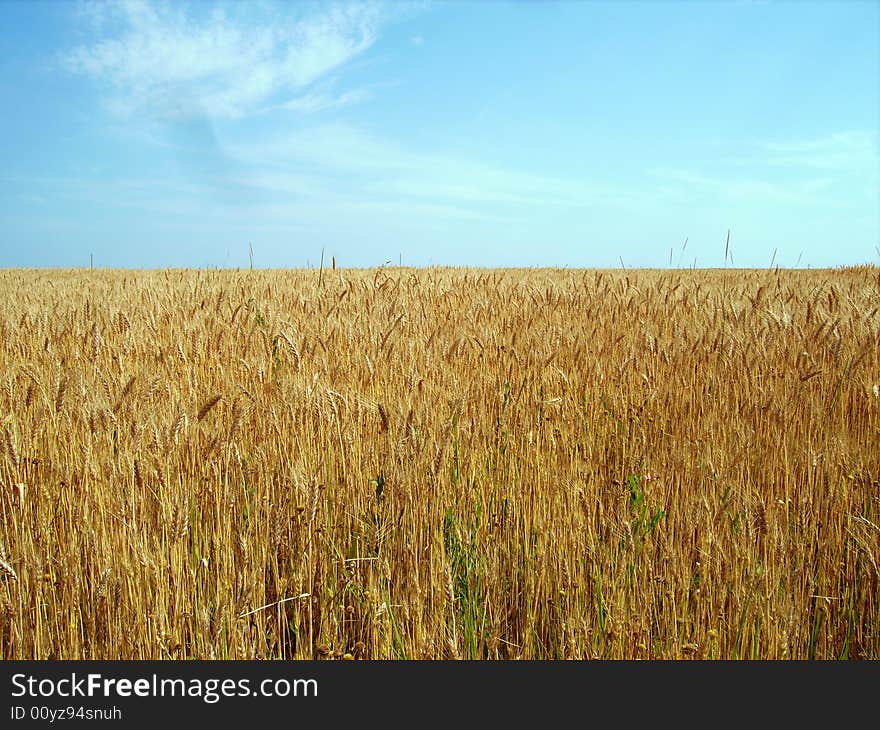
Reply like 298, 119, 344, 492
228, 124, 645, 212
275, 87, 372, 114
648, 130, 879, 209
647, 166, 835, 207
759, 131, 878, 173
62, 0, 386, 119
230, 124, 417, 172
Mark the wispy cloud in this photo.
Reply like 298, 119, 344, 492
228, 124, 647, 212
648, 130, 879, 208
647, 167, 828, 206
7, 120, 646, 233
274, 87, 372, 114
759, 131, 878, 173
62, 0, 386, 119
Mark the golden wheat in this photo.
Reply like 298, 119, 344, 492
0, 266, 877, 659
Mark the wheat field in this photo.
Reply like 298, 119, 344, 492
0, 266, 877, 659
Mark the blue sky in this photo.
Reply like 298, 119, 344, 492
0, 0, 877, 269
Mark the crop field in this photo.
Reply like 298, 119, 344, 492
0, 266, 877, 660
